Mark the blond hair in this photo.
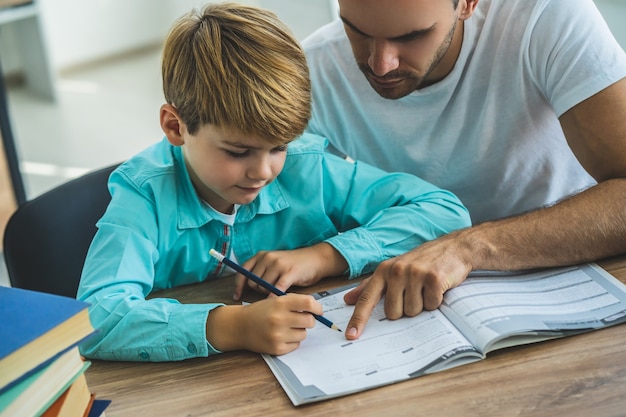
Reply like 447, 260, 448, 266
162, 3, 311, 144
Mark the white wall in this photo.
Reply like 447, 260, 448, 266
162, 0, 335, 43
38, 0, 261, 71
0, 0, 335, 76
0, 0, 245, 74
594, 0, 626, 50
38, 0, 170, 70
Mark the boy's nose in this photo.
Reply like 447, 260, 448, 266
247, 159, 273, 181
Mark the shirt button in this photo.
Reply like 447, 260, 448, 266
139, 351, 150, 360
187, 343, 197, 353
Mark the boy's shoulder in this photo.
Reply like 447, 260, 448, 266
287, 132, 328, 156
114, 138, 179, 187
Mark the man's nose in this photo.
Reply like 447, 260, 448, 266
368, 39, 400, 76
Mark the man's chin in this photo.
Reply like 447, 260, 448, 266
364, 76, 418, 100
367, 81, 414, 100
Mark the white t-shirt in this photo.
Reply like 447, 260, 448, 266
303, 0, 626, 224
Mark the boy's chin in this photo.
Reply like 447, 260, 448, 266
233, 193, 260, 206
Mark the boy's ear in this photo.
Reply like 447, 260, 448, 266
160, 103, 185, 146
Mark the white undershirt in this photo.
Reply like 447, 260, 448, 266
203, 202, 240, 271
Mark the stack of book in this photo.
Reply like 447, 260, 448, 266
0, 286, 111, 417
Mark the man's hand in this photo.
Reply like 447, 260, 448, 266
343, 235, 472, 340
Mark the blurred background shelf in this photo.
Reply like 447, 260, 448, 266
0, 0, 55, 100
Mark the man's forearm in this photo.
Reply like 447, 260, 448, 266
455, 178, 626, 271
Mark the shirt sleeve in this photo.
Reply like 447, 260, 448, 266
319, 151, 471, 277
526, 0, 626, 116
77, 171, 223, 362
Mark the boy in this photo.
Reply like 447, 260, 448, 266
77, 3, 470, 362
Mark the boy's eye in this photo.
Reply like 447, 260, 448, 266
272, 145, 288, 153
225, 149, 250, 159
223, 144, 286, 158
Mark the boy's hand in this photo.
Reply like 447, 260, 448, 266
206, 294, 323, 355
232, 243, 348, 301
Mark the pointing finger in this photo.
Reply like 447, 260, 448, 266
343, 277, 370, 305
345, 275, 385, 340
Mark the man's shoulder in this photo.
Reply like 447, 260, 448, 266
302, 19, 345, 52
478, 0, 591, 21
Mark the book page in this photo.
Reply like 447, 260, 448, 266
439, 264, 626, 353
262, 286, 482, 405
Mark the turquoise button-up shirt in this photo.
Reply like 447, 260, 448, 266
77, 133, 470, 361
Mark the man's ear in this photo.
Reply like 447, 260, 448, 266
459, 0, 479, 20
160, 103, 185, 146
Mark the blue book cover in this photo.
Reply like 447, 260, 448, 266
88, 399, 112, 417
0, 286, 95, 393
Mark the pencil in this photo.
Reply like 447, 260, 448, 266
209, 249, 342, 332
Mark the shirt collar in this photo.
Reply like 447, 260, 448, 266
171, 145, 289, 229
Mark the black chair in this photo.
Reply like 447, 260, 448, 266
3, 163, 119, 298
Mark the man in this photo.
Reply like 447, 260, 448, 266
302, 0, 626, 340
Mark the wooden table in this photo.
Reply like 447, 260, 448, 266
85, 256, 626, 417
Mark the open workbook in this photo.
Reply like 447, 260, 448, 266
261, 263, 626, 406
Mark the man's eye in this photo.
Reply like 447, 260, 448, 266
347, 27, 369, 40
